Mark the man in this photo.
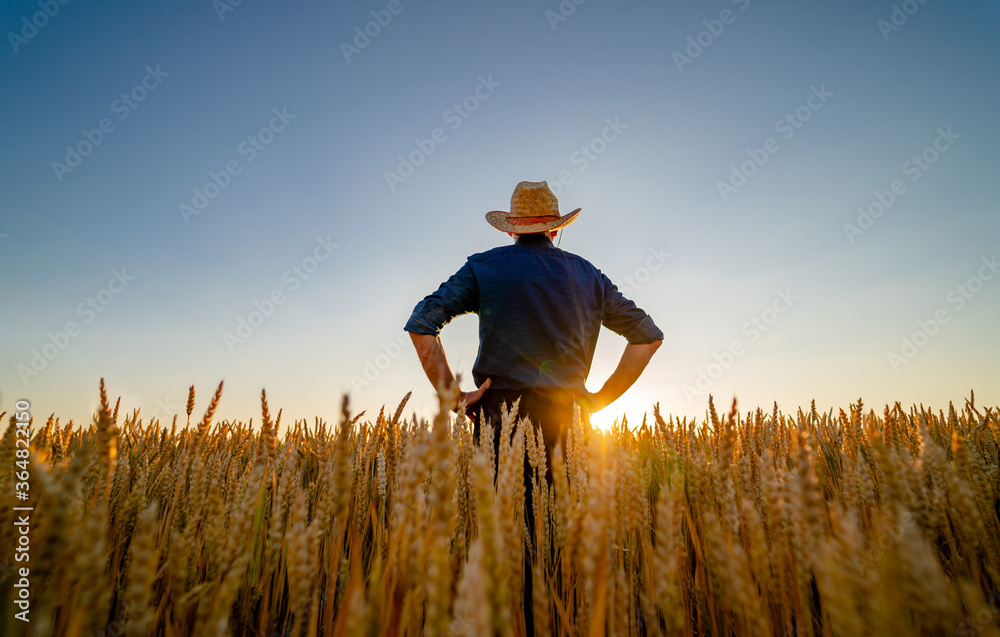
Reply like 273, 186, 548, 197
405, 180, 662, 634
404, 180, 663, 464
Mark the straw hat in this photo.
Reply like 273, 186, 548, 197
485, 181, 581, 234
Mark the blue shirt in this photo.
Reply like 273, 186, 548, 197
404, 234, 663, 393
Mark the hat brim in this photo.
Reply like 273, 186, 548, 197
485, 208, 581, 234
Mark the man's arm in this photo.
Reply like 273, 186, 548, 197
408, 332, 491, 410
584, 340, 662, 412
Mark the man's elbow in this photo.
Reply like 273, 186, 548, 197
408, 331, 428, 345
408, 331, 439, 351
627, 339, 662, 360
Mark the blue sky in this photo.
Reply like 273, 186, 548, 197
2, 0, 998, 428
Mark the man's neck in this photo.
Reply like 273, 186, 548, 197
514, 233, 554, 246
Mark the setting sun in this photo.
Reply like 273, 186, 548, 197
588, 394, 657, 432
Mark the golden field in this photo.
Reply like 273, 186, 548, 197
2, 380, 999, 637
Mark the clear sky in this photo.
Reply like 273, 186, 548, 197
2, 0, 998, 430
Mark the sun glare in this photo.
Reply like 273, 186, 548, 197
588, 396, 655, 432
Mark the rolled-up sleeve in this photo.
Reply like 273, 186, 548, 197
600, 275, 664, 344
404, 262, 480, 336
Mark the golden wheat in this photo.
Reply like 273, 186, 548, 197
1, 383, 999, 636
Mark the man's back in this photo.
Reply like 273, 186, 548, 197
405, 233, 662, 394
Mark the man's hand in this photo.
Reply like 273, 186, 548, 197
409, 332, 493, 412
458, 378, 491, 413
580, 389, 609, 414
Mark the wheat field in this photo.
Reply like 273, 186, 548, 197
1, 379, 999, 637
